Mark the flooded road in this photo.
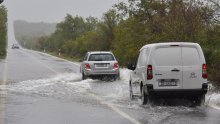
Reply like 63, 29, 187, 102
0, 48, 220, 124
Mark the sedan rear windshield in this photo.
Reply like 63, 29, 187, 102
88, 54, 115, 61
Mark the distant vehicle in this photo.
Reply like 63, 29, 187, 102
80, 51, 120, 80
11, 44, 20, 49
128, 42, 208, 106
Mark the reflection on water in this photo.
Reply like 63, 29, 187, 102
0, 57, 7, 124
0, 88, 6, 124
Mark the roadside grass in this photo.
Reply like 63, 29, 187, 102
0, 55, 6, 59
41, 51, 81, 62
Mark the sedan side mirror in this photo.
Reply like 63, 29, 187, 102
0, 0, 4, 4
127, 63, 136, 71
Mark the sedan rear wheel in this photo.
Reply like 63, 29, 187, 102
82, 73, 87, 80
113, 73, 120, 81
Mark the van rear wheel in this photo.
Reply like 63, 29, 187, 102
197, 95, 205, 106
141, 86, 149, 105
192, 95, 205, 106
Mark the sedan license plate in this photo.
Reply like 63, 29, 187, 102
95, 63, 108, 68
159, 80, 177, 86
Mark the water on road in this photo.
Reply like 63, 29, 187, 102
0, 48, 220, 124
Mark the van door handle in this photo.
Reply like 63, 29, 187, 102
171, 69, 180, 72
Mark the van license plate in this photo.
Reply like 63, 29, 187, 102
159, 81, 177, 86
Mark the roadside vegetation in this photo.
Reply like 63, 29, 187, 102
14, 20, 56, 49
0, 5, 7, 59
15, 0, 220, 86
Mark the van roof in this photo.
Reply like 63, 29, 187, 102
140, 42, 199, 51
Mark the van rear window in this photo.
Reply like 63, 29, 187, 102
154, 47, 181, 66
182, 47, 200, 66
88, 54, 115, 61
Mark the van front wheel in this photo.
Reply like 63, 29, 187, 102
129, 82, 134, 100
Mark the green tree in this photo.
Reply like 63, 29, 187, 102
29, 0, 220, 86
95, 9, 119, 50
0, 5, 7, 58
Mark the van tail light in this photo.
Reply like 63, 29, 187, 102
113, 62, 119, 69
147, 65, 153, 80
202, 64, 208, 79
85, 63, 91, 70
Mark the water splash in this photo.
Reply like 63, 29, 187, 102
0, 73, 92, 98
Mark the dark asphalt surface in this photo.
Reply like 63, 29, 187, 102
0, 47, 220, 124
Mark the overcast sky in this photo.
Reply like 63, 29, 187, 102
4, 0, 126, 23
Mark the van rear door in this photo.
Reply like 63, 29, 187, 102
182, 46, 202, 89
153, 46, 183, 89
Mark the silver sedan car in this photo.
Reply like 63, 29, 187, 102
80, 51, 120, 80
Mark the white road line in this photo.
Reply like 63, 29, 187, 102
208, 104, 220, 110
0, 59, 8, 124
4, 48, 220, 123
3, 59, 7, 85
25, 50, 141, 124
26, 49, 81, 66
87, 93, 141, 124
19, 49, 59, 74
206, 94, 220, 110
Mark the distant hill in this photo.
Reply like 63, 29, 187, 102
14, 20, 56, 48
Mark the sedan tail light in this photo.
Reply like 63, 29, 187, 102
85, 63, 91, 70
147, 65, 153, 80
113, 62, 119, 69
202, 64, 208, 79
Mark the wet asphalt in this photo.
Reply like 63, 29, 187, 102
0, 47, 220, 124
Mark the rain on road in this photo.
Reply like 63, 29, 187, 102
0, 46, 220, 124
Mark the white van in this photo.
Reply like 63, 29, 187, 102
128, 42, 208, 106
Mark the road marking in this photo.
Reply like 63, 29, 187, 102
208, 104, 220, 110
206, 94, 220, 110
19, 49, 59, 74
28, 50, 140, 124
23, 49, 220, 122
24, 48, 81, 66
87, 93, 141, 124
32, 50, 81, 66
2, 59, 7, 85
0, 59, 8, 124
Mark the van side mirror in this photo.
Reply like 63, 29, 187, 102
127, 63, 136, 71
0, 0, 4, 4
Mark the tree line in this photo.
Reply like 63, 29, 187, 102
0, 5, 7, 59
18, 0, 220, 86
14, 20, 56, 49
